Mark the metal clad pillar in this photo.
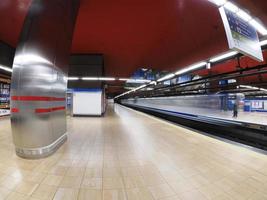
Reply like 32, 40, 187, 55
11, 0, 80, 158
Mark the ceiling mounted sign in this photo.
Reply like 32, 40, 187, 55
219, 7, 263, 62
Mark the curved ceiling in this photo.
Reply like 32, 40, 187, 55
0, 0, 267, 78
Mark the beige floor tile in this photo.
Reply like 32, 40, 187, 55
84, 168, 102, 178
148, 184, 176, 199
126, 187, 154, 200
248, 192, 267, 200
81, 177, 102, 189
142, 172, 165, 186
225, 184, 256, 200
48, 166, 69, 176
139, 165, 160, 175
0, 186, 11, 199
179, 189, 208, 200
160, 169, 184, 183
29, 198, 42, 200
66, 167, 85, 177
103, 189, 127, 200
103, 168, 122, 177
24, 172, 47, 183
187, 174, 210, 188
103, 177, 124, 189
214, 178, 238, 192
168, 179, 196, 194
42, 175, 64, 187
197, 184, 225, 199
10, 169, 31, 180
71, 159, 88, 168
159, 196, 181, 200
59, 176, 83, 188
119, 160, 139, 168
31, 184, 57, 200
15, 181, 39, 196
212, 193, 235, 200
78, 189, 102, 200
121, 167, 141, 177
0, 176, 22, 190
53, 188, 79, 200
5, 192, 28, 200
123, 176, 146, 188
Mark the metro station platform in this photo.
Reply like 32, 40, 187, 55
0, 104, 267, 200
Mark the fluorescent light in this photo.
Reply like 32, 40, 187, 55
119, 78, 130, 81
81, 77, 98, 80
114, 82, 151, 99
260, 40, 267, 46
68, 77, 79, 80
98, 77, 116, 81
237, 10, 252, 21
209, 51, 238, 63
240, 85, 267, 92
133, 84, 147, 91
249, 19, 267, 35
81, 77, 115, 81
224, 2, 239, 13
127, 79, 151, 83
209, 0, 226, 6
157, 73, 175, 82
175, 62, 207, 75
118, 78, 151, 83
0, 65, 12, 73
239, 85, 259, 90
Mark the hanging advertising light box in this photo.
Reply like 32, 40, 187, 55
219, 7, 263, 62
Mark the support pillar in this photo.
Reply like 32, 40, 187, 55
10, 0, 80, 158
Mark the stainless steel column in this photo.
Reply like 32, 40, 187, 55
11, 0, 80, 158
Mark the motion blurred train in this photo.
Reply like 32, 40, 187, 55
121, 93, 245, 116
119, 93, 267, 150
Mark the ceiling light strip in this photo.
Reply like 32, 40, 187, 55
209, 51, 238, 63
0, 65, 12, 73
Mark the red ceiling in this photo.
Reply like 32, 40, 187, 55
0, 0, 267, 78
0, 0, 32, 46
72, 0, 229, 77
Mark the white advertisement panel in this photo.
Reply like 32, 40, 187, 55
73, 91, 102, 116
219, 7, 263, 62
0, 109, 10, 116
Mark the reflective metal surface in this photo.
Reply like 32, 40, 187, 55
11, 0, 80, 159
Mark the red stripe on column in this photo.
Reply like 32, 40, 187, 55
35, 106, 65, 113
35, 108, 52, 113
51, 106, 65, 111
51, 97, 65, 101
11, 96, 65, 101
11, 108, 20, 113
12, 96, 51, 101
11, 96, 19, 101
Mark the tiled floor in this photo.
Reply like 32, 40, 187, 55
0, 104, 267, 200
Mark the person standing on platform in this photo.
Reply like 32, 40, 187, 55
233, 102, 238, 118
